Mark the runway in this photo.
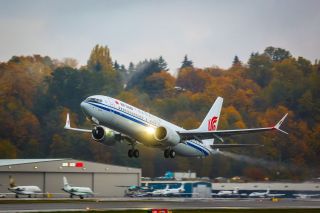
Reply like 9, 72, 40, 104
0, 198, 319, 212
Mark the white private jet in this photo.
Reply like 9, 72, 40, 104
213, 187, 246, 197
62, 176, 94, 199
149, 184, 186, 197
8, 176, 42, 198
65, 95, 288, 158
248, 188, 285, 198
293, 193, 320, 199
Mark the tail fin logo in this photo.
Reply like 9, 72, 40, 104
208, 116, 218, 131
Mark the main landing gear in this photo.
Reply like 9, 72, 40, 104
128, 149, 139, 158
164, 149, 176, 158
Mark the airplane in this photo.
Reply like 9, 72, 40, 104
8, 176, 42, 198
62, 176, 94, 199
118, 185, 153, 197
213, 187, 246, 197
148, 184, 186, 197
293, 193, 320, 199
148, 184, 170, 196
65, 95, 288, 158
248, 188, 285, 198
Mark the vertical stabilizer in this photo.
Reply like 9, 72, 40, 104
197, 97, 223, 147
63, 176, 70, 188
198, 97, 223, 131
9, 176, 16, 188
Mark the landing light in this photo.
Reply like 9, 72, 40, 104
146, 127, 155, 134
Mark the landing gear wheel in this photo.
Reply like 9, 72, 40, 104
133, 149, 139, 158
80, 196, 84, 199
28, 194, 31, 198
15, 194, 19, 198
164, 149, 170, 158
128, 149, 133, 158
70, 194, 73, 198
169, 150, 176, 158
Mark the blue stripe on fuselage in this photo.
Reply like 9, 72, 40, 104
88, 101, 148, 127
87, 101, 210, 156
186, 141, 209, 156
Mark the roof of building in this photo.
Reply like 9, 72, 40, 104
0, 159, 68, 166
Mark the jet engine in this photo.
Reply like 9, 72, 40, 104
154, 126, 181, 146
91, 126, 118, 146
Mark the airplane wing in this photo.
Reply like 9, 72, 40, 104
64, 113, 92, 133
267, 193, 286, 197
178, 114, 288, 141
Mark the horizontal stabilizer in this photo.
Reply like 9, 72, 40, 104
211, 144, 262, 149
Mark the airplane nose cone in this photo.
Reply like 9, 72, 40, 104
80, 101, 86, 109
80, 101, 89, 117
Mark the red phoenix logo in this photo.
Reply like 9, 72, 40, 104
208, 116, 218, 131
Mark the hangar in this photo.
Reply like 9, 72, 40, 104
0, 159, 141, 197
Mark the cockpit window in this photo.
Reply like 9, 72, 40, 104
86, 98, 102, 103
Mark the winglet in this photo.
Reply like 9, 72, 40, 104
65, 113, 71, 129
274, 113, 288, 134
64, 113, 92, 133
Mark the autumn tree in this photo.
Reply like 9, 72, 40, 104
87, 45, 114, 73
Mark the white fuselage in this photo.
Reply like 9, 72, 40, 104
63, 185, 93, 197
151, 185, 184, 196
81, 95, 212, 157
9, 186, 41, 195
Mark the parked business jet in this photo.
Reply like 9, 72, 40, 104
149, 184, 186, 196
248, 188, 285, 198
8, 176, 42, 198
65, 95, 288, 158
213, 187, 244, 197
62, 176, 94, 199
293, 193, 320, 199
148, 184, 170, 196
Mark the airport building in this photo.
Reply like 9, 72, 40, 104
0, 159, 141, 197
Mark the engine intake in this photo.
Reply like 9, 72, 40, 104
154, 126, 181, 146
91, 126, 118, 146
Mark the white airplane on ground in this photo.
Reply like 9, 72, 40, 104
213, 187, 245, 197
293, 193, 320, 199
8, 176, 42, 198
248, 188, 285, 198
148, 184, 170, 196
65, 95, 288, 158
149, 184, 186, 196
62, 176, 94, 199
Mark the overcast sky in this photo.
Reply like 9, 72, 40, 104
0, 0, 319, 71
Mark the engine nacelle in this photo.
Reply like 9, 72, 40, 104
91, 126, 118, 146
154, 126, 181, 146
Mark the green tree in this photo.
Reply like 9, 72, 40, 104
264, 46, 291, 62
232, 55, 241, 66
181, 55, 193, 69
247, 53, 273, 87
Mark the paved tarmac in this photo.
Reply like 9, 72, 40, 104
0, 198, 319, 212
